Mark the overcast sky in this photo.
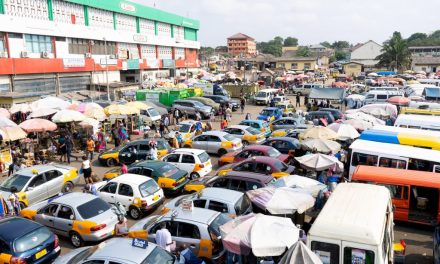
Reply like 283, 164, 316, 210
133, 0, 440, 47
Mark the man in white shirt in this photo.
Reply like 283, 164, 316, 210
155, 223, 173, 252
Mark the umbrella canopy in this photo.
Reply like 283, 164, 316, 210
51, 110, 86, 123
346, 112, 385, 125
386, 96, 410, 106
0, 127, 27, 141
327, 123, 360, 140
104, 104, 140, 116
220, 213, 299, 257
0, 108, 10, 119
126, 101, 149, 110
247, 186, 315, 215
10, 103, 32, 114
343, 119, 372, 131
271, 175, 327, 198
31, 96, 70, 110
79, 117, 100, 128
295, 153, 343, 172
0, 117, 17, 127
358, 103, 398, 117
345, 94, 365, 101
333, 81, 348, 88
360, 107, 390, 118
19, 119, 57, 133
367, 72, 378, 77
84, 108, 106, 121
28, 108, 59, 118
303, 126, 338, 140
301, 138, 341, 154
278, 241, 323, 264
73, 102, 104, 113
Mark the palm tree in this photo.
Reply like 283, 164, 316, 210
376, 31, 411, 71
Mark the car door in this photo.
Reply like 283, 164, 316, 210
235, 150, 251, 163
192, 135, 208, 151
98, 182, 118, 205
115, 183, 135, 210
26, 173, 49, 205
175, 221, 202, 255
119, 145, 138, 164
53, 205, 75, 237
207, 135, 222, 153
137, 143, 150, 161
163, 154, 181, 169
233, 162, 254, 173
255, 162, 273, 175
180, 154, 196, 174
229, 179, 247, 192
34, 203, 59, 232
44, 170, 64, 197
148, 220, 178, 245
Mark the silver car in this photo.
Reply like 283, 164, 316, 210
270, 117, 307, 131
171, 100, 213, 119
20, 192, 118, 247
185, 131, 242, 156
54, 237, 177, 264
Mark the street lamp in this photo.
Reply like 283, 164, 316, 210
103, 37, 110, 102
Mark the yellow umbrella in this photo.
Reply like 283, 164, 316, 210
302, 126, 338, 140
104, 104, 140, 116
407, 80, 420, 84
126, 101, 149, 110
85, 108, 106, 121
0, 127, 27, 142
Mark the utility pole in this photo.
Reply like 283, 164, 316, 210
104, 37, 110, 101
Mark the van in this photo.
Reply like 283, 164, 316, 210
394, 114, 440, 131
364, 90, 403, 104
292, 83, 324, 96
368, 86, 400, 92
254, 89, 279, 105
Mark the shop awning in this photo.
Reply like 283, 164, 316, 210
423, 87, 440, 98
309, 88, 345, 100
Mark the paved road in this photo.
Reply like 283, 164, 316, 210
4, 93, 434, 263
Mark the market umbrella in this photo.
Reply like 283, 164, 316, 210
358, 103, 398, 117
302, 126, 338, 140
104, 104, 140, 116
126, 101, 149, 110
0, 108, 10, 119
301, 138, 341, 154
74, 102, 104, 113
31, 96, 70, 110
79, 117, 100, 128
367, 72, 378, 77
271, 175, 327, 198
295, 153, 343, 172
246, 186, 315, 215
19, 119, 57, 133
51, 110, 86, 123
333, 81, 348, 88
0, 117, 17, 127
343, 119, 372, 131
327, 123, 360, 140
386, 96, 410, 106
84, 108, 106, 121
346, 112, 385, 125
0, 127, 27, 142
28, 108, 59, 119
10, 103, 32, 114
360, 107, 390, 118
278, 241, 323, 264
345, 94, 365, 101
219, 213, 299, 257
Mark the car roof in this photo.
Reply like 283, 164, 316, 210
240, 119, 264, 124
89, 237, 158, 262
225, 171, 274, 182
173, 148, 206, 155
50, 192, 97, 207
244, 145, 273, 151
15, 164, 68, 176
228, 125, 250, 130
268, 136, 298, 143
131, 160, 169, 169
111, 174, 153, 185
308, 111, 332, 115
163, 207, 219, 224
199, 187, 243, 203
202, 131, 229, 137
241, 156, 279, 164
263, 107, 279, 110
179, 120, 197, 125
0, 217, 42, 242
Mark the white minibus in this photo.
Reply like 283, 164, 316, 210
254, 88, 279, 105
394, 114, 440, 131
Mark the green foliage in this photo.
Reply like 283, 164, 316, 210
407, 31, 440, 46
331, 41, 350, 49
257, 37, 284, 57
320, 41, 332, 48
335, 50, 348, 61
284, 37, 298, 47
376, 31, 411, 71
296, 46, 311, 57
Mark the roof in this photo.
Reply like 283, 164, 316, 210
353, 166, 440, 188
343, 61, 364, 66
111, 174, 153, 185
50, 192, 96, 207
132, 160, 168, 169
0, 217, 42, 242
412, 56, 440, 65
199, 187, 244, 203
227, 33, 255, 40
309, 44, 326, 49
275, 56, 317, 62
351, 40, 383, 52
90, 237, 158, 263
240, 119, 266, 124
242, 156, 280, 164
423, 87, 440, 98
244, 145, 273, 152
15, 164, 72, 177
309, 183, 390, 245
225, 171, 274, 183
202, 131, 230, 137
173, 148, 206, 155
395, 114, 440, 125
228, 125, 251, 130
309, 88, 345, 100
164, 207, 219, 224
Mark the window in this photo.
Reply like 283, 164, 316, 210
408, 158, 435, 172
230, 179, 246, 192
208, 201, 229, 213
237, 151, 251, 159
82, 261, 105, 264
181, 155, 195, 164
91, 40, 116, 55
380, 184, 405, 199
68, 38, 88, 54
25, 34, 52, 53
118, 184, 134, 197
164, 154, 180, 163
208, 135, 221, 142
351, 152, 378, 166
100, 182, 117, 194
57, 206, 74, 220
28, 174, 46, 188
198, 152, 210, 163
141, 168, 153, 177
235, 162, 253, 172
377, 94, 388, 100
14, 227, 52, 253
212, 178, 229, 188
128, 167, 141, 175
193, 199, 207, 208
0, 33, 6, 54
177, 222, 200, 239
311, 241, 340, 264
42, 204, 59, 216
44, 170, 62, 181
255, 163, 272, 174
343, 247, 375, 264
194, 135, 208, 142
77, 198, 110, 219
0, 239, 11, 254
142, 247, 175, 264
378, 157, 406, 169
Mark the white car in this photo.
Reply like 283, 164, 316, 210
95, 174, 165, 220
223, 125, 266, 146
183, 131, 242, 156
162, 148, 212, 179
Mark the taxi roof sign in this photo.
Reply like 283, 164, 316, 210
180, 199, 193, 212
132, 238, 148, 249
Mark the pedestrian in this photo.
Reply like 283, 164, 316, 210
97, 129, 106, 151
296, 93, 301, 107
114, 215, 128, 236
174, 108, 180, 125
304, 96, 309, 106
159, 122, 165, 138
226, 106, 232, 122
121, 163, 128, 174
177, 244, 205, 264
173, 132, 181, 149
81, 155, 93, 184
8, 158, 18, 177
209, 111, 215, 123
240, 97, 245, 114
155, 222, 173, 252
163, 114, 170, 132
65, 133, 74, 164
8, 187, 20, 216
118, 125, 128, 144
148, 141, 158, 160
195, 121, 203, 136
205, 121, 212, 132
221, 119, 228, 129
86, 136, 95, 161
112, 125, 120, 147
58, 134, 67, 163
245, 113, 251, 120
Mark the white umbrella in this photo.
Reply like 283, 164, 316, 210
31, 96, 70, 110
52, 110, 86, 123
0, 127, 27, 141
295, 153, 343, 172
79, 118, 100, 134
271, 175, 327, 198
220, 213, 299, 257
346, 112, 385, 125
345, 94, 365, 101
28, 108, 59, 118
327, 123, 360, 140
278, 241, 323, 264
301, 138, 341, 154
343, 119, 373, 131
0, 117, 17, 127
247, 186, 315, 215
302, 126, 338, 140
368, 72, 378, 77
10, 103, 32, 114
359, 103, 397, 117
360, 107, 390, 118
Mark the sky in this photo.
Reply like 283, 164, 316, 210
133, 0, 440, 47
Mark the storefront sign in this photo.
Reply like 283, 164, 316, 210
63, 58, 85, 68
162, 59, 175, 68
100, 58, 118, 65
127, 59, 140, 70
133, 34, 147, 43
120, 2, 136, 12
146, 58, 159, 68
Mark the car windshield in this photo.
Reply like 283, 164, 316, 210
209, 213, 231, 234
141, 246, 175, 264
198, 152, 210, 163
77, 198, 111, 219
260, 109, 273, 116
178, 124, 191, 133
223, 134, 236, 141
273, 97, 282, 102
139, 180, 160, 197
14, 226, 52, 253
157, 164, 179, 177
147, 108, 161, 117
256, 92, 267, 97
267, 148, 281, 157
245, 127, 261, 135
192, 101, 204, 107
64, 246, 100, 264
274, 160, 289, 172
0, 174, 29, 191
235, 195, 251, 215
154, 140, 170, 151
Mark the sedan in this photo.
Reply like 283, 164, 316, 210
218, 145, 290, 166
262, 137, 300, 156
223, 125, 266, 146
257, 107, 283, 122
217, 156, 295, 179
269, 116, 307, 131
183, 131, 242, 156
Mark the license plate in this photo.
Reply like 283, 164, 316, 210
153, 195, 159, 201
35, 248, 47, 259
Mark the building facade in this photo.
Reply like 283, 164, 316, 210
227, 33, 256, 57
343, 62, 363, 77
409, 46, 440, 73
0, 0, 200, 96
350, 40, 382, 69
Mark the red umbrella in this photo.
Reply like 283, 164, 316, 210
386, 96, 410, 106
333, 82, 348, 88
19, 118, 57, 133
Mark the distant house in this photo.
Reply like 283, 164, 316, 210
227, 33, 257, 57
275, 57, 317, 71
350, 40, 383, 69
343, 62, 364, 77
411, 57, 440, 73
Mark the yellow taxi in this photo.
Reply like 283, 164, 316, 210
162, 149, 212, 179
223, 125, 266, 147
183, 131, 242, 156
275, 101, 296, 116
168, 120, 206, 142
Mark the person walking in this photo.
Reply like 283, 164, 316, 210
296, 93, 301, 107
65, 133, 74, 164
86, 136, 95, 161
174, 108, 180, 125
159, 122, 166, 138
81, 155, 93, 184
177, 244, 205, 264
155, 222, 173, 252
58, 134, 67, 163
121, 163, 128, 174
163, 114, 170, 132
8, 187, 20, 216
240, 97, 246, 114
111, 125, 120, 148
226, 106, 232, 122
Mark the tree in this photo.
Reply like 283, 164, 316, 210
296, 46, 310, 57
430, 30, 440, 39
320, 41, 332, 48
331, 41, 350, 50
257, 37, 284, 56
335, 50, 348, 61
376, 31, 411, 71
273, 36, 284, 45
283, 37, 298, 47
407, 32, 427, 44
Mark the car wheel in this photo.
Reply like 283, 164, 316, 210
129, 206, 142, 220
190, 172, 200, 180
242, 141, 249, 147
218, 149, 227, 157
62, 182, 74, 193
69, 232, 83, 248
19, 202, 26, 210
106, 158, 116, 167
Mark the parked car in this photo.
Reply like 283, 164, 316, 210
257, 107, 283, 122
0, 217, 60, 264
238, 119, 271, 137
223, 125, 266, 146
162, 148, 212, 179
203, 95, 240, 111
217, 156, 295, 178
145, 100, 170, 116
20, 193, 118, 247
262, 137, 300, 156
163, 187, 253, 216
275, 101, 296, 117
167, 120, 206, 142
183, 131, 242, 156
184, 171, 275, 193
269, 117, 307, 131
188, 96, 220, 113
0, 164, 79, 208
218, 144, 291, 166
291, 83, 324, 95
54, 238, 177, 264
171, 100, 213, 119
95, 174, 164, 219
254, 89, 279, 105
319, 108, 345, 120
305, 111, 336, 125
98, 139, 171, 166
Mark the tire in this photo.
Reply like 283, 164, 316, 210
218, 149, 227, 157
62, 182, 74, 193
190, 172, 200, 180
242, 140, 249, 147
129, 206, 142, 220
69, 232, 83, 248
106, 158, 116, 167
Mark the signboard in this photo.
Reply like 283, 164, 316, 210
127, 59, 140, 70
63, 58, 85, 68
132, 238, 148, 249
146, 58, 159, 68
162, 59, 175, 69
120, 2, 136, 12
181, 199, 193, 212
133, 34, 148, 43
100, 58, 118, 65
0, 148, 12, 173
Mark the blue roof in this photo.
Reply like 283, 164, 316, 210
264, 107, 279, 110
359, 130, 400, 144
376, 71, 396, 76
423, 87, 440, 98
0, 217, 42, 242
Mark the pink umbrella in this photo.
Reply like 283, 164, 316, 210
386, 96, 410, 106
0, 108, 10, 119
19, 118, 57, 133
